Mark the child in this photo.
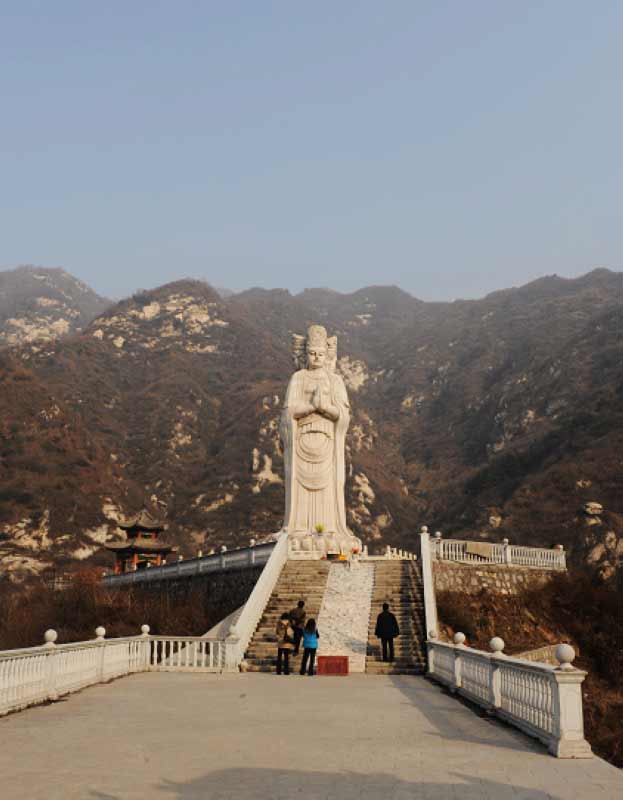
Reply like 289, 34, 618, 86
300, 618, 320, 676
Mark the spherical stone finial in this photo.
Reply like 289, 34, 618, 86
555, 643, 576, 670
220, 545, 227, 553
250, 538, 256, 547
453, 632, 466, 646
141, 624, 150, 636
434, 531, 442, 540
44, 629, 58, 646
428, 630, 438, 640
502, 538, 509, 546
420, 525, 428, 534
489, 637, 505, 654
95, 626, 106, 640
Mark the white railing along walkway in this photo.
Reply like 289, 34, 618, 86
0, 626, 232, 717
429, 530, 566, 570
101, 541, 276, 587
427, 634, 591, 758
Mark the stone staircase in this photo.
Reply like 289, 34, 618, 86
365, 561, 427, 675
244, 561, 331, 673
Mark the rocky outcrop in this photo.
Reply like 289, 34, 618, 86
0, 265, 110, 350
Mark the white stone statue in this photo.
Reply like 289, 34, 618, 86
280, 324, 362, 557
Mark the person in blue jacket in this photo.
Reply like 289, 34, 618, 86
300, 618, 320, 676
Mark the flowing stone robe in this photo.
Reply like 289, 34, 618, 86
281, 366, 356, 553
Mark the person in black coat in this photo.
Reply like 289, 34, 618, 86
375, 602, 400, 662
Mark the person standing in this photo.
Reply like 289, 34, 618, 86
289, 600, 306, 656
300, 619, 320, 676
276, 612, 294, 675
375, 602, 400, 662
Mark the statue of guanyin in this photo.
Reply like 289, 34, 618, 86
280, 324, 362, 557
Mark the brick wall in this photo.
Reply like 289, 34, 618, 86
432, 561, 553, 596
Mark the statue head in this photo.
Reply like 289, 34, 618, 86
306, 325, 327, 370
291, 325, 337, 371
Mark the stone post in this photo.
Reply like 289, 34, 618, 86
95, 626, 106, 682
419, 526, 438, 644
502, 538, 512, 565
141, 625, 151, 670
452, 633, 465, 692
223, 625, 240, 673
43, 629, 58, 701
549, 644, 592, 757
488, 637, 505, 709
434, 530, 442, 561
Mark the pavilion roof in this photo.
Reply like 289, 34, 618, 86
118, 510, 167, 531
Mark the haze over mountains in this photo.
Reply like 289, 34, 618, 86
1, 265, 622, 581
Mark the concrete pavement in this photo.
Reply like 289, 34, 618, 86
0, 672, 621, 799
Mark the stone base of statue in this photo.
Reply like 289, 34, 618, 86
287, 530, 363, 560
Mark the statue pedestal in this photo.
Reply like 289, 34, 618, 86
287, 530, 362, 560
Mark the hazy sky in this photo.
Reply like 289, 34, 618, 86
1, 1, 621, 301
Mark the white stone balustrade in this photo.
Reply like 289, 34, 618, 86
430, 531, 566, 570
427, 635, 592, 758
101, 540, 276, 587
0, 626, 233, 717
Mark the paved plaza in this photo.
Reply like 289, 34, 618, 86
1, 672, 621, 799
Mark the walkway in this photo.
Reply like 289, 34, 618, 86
1, 673, 620, 799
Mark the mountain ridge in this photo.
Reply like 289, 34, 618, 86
0, 267, 622, 581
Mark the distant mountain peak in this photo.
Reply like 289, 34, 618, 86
0, 265, 111, 350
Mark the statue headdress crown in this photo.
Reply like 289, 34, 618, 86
307, 324, 327, 348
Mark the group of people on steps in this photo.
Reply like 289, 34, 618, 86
275, 601, 319, 675
275, 599, 400, 675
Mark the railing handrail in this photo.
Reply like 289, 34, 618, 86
430, 534, 566, 570
418, 527, 438, 639
101, 540, 276, 586
427, 634, 591, 758
0, 635, 144, 660
227, 532, 289, 667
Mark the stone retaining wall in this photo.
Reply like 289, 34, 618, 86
111, 565, 264, 625
432, 561, 553, 596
